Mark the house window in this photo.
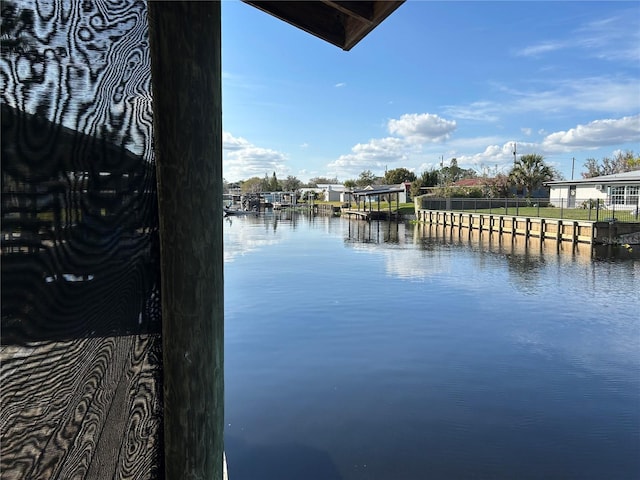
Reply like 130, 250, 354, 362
610, 186, 625, 205
609, 185, 640, 206
627, 186, 639, 207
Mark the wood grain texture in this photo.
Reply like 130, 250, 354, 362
2, 1, 163, 478
147, 2, 224, 479
0, 335, 163, 480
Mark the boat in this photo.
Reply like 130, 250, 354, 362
223, 206, 258, 216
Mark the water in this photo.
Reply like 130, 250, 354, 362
224, 212, 640, 480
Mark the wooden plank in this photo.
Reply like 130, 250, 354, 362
85, 334, 163, 480
244, 1, 346, 48
0, 335, 162, 480
322, 1, 374, 22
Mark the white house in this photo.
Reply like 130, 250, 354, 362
545, 170, 640, 210
316, 184, 346, 202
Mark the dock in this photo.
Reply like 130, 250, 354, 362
1, 242, 164, 479
416, 209, 640, 245
1, 335, 163, 479
341, 209, 372, 220
341, 209, 401, 220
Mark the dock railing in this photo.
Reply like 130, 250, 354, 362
419, 197, 640, 223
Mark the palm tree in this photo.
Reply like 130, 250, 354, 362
509, 154, 553, 198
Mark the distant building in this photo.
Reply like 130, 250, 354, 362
316, 184, 346, 202
545, 170, 640, 209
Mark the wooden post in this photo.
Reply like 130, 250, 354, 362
147, 2, 224, 480
557, 220, 563, 246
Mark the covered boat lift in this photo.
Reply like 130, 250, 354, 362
344, 185, 406, 220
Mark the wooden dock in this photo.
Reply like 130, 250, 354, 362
341, 209, 401, 220
1, 239, 165, 479
341, 209, 371, 220
416, 209, 640, 245
1, 334, 163, 480
416, 209, 594, 245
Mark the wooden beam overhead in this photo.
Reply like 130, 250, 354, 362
322, 1, 374, 23
243, 0, 404, 51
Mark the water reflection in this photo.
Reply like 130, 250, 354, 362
225, 214, 639, 283
224, 215, 640, 480
344, 217, 403, 245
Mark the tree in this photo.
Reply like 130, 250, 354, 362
477, 165, 511, 198
483, 174, 510, 198
282, 175, 302, 192
383, 167, 416, 185
307, 176, 339, 187
439, 158, 476, 184
582, 150, 639, 178
508, 154, 554, 198
343, 179, 357, 189
356, 169, 378, 187
410, 169, 439, 197
241, 176, 263, 193
269, 171, 281, 191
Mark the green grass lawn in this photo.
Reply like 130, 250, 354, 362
460, 206, 639, 223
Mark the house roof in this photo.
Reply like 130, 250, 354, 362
545, 170, 640, 186
453, 178, 486, 187
243, 1, 405, 51
353, 185, 405, 196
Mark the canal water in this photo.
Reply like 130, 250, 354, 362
223, 212, 640, 480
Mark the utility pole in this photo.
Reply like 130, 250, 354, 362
513, 142, 517, 166
571, 157, 575, 180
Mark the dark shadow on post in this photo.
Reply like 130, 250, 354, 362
147, 2, 224, 479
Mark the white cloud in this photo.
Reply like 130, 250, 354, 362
575, 11, 640, 63
388, 113, 457, 143
443, 76, 638, 129
454, 116, 640, 170
335, 82, 346, 88
542, 115, 640, 152
327, 137, 413, 178
223, 131, 251, 150
442, 101, 500, 122
223, 132, 289, 181
514, 9, 640, 63
493, 76, 639, 115
456, 143, 516, 169
515, 41, 565, 57
521, 128, 533, 136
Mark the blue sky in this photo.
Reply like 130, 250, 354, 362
221, 1, 640, 183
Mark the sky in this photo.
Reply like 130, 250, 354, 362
221, 1, 640, 183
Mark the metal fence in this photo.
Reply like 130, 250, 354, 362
419, 197, 640, 223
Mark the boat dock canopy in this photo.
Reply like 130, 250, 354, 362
243, 1, 405, 50
353, 186, 406, 197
